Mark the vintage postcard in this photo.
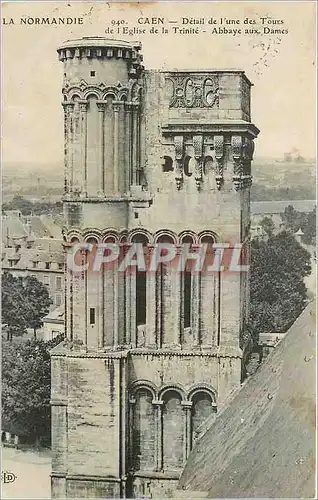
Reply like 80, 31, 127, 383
1, 1, 316, 499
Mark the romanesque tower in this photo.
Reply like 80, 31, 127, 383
51, 37, 259, 498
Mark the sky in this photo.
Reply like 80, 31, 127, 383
1, 1, 316, 169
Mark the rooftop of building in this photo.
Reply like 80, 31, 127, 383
58, 37, 141, 51
43, 305, 64, 324
179, 301, 316, 498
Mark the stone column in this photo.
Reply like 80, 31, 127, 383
131, 102, 140, 185
78, 100, 88, 196
146, 246, 157, 347
181, 401, 192, 458
98, 265, 104, 349
113, 101, 120, 194
192, 269, 201, 347
63, 242, 72, 341
219, 268, 241, 348
61, 101, 74, 194
96, 101, 105, 196
125, 268, 132, 346
174, 247, 182, 347
113, 267, 119, 348
152, 400, 164, 472
130, 268, 137, 347
72, 248, 87, 347
125, 103, 133, 190
128, 396, 136, 471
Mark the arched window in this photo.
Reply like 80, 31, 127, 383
199, 234, 218, 346
156, 235, 175, 347
132, 389, 156, 471
131, 234, 148, 343
181, 235, 194, 331
191, 391, 216, 448
162, 156, 173, 172
86, 95, 99, 196
162, 390, 184, 470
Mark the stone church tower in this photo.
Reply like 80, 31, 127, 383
51, 37, 259, 498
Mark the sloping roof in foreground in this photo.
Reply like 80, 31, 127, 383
179, 302, 316, 498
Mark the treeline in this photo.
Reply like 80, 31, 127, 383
2, 195, 63, 216
251, 184, 316, 201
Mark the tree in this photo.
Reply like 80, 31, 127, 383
260, 216, 276, 237
23, 275, 52, 339
1, 272, 52, 340
2, 334, 64, 445
281, 204, 316, 245
2, 195, 33, 215
302, 206, 316, 245
249, 231, 311, 342
1, 272, 28, 340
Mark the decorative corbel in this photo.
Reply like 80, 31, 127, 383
174, 135, 184, 190
241, 137, 254, 188
193, 135, 203, 190
214, 135, 224, 190
231, 135, 243, 191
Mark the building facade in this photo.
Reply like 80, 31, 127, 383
51, 37, 259, 499
2, 213, 64, 311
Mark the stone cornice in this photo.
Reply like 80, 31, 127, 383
162, 121, 260, 138
50, 344, 243, 359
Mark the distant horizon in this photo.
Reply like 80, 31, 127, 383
2, 154, 317, 172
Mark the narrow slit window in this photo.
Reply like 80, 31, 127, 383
184, 271, 191, 328
89, 307, 95, 325
136, 271, 147, 326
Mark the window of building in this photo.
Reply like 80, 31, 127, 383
191, 392, 216, 448
58, 263, 63, 270
89, 307, 95, 325
132, 389, 156, 471
90, 71, 95, 77
56, 277, 62, 291
51, 330, 60, 340
162, 390, 184, 470
55, 294, 62, 306
32, 261, 38, 268
162, 156, 173, 172
45, 262, 50, 270
43, 276, 50, 286
136, 271, 147, 326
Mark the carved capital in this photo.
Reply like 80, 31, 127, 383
78, 100, 88, 112
96, 100, 106, 112
61, 101, 75, 109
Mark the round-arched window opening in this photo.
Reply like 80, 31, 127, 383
162, 156, 173, 173
183, 156, 195, 177
131, 233, 149, 245
200, 235, 215, 256
156, 234, 175, 245
181, 235, 194, 245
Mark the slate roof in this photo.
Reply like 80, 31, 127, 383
179, 302, 316, 498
